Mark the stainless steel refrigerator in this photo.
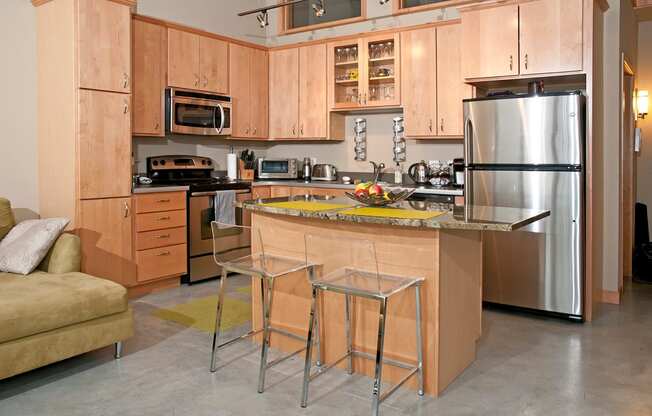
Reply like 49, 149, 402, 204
464, 92, 584, 320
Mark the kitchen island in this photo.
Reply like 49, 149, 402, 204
242, 196, 549, 396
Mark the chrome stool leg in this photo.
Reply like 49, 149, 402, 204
258, 275, 274, 393
415, 284, 424, 396
301, 285, 319, 408
210, 268, 229, 372
308, 265, 322, 368
371, 298, 388, 416
345, 294, 353, 375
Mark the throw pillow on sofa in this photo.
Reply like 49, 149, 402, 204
0, 198, 15, 241
0, 218, 69, 275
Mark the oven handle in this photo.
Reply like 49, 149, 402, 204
190, 190, 251, 197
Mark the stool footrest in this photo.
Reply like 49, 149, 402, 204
309, 352, 353, 381
379, 367, 420, 403
217, 328, 263, 350
352, 350, 416, 371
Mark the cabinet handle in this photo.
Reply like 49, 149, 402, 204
524, 53, 528, 71
123, 72, 130, 89
156, 251, 171, 257
245, 127, 250, 134
440, 118, 444, 132
292, 125, 296, 136
156, 234, 171, 239
357, 93, 362, 104
203, 75, 208, 87
155, 122, 159, 131
194, 74, 200, 87
158, 216, 171, 221
363, 92, 367, 105
156, 198, 171, 203
123, 101, 129, 114
253, 127, 257, 135
123, 202, 129, 218
300, 125, 304, 136
428, 119, 433, 132
509, 55, 513, 71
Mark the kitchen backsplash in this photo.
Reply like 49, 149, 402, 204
133, 112, 463, 174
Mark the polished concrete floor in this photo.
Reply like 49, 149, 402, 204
2, 276, 652, 416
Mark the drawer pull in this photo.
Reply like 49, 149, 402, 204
156, 234, 171, 239
156, 199, 171, 203
156, 251, 171, 257
158, 216, 171, 221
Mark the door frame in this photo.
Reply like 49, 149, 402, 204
620, 55, 636, 291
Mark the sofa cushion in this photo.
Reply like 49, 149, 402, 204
37, 233, 81, 274
0, 198, 15, 241
0, 271, 128, 343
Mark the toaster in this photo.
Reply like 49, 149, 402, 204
311, 164, 338, 181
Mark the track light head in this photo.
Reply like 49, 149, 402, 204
256, 11, 269, 28
312, 0, 325, 17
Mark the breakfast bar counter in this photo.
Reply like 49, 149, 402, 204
242, 196, 549, 397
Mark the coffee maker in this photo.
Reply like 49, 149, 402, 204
452, 158, 465, 188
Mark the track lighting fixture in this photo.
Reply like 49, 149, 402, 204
379, 0, 390, 4
256, 11, 269, 28
312, 0, 326, 17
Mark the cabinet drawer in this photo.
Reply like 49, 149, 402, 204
136, 210, 186, 232
136, 243, 187, 282
136, 226, 186, 250
135, 192, 186, 213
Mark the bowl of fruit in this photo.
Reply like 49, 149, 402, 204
345, 182, 415, 207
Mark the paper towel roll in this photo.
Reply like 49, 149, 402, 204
227, 153, 238, 180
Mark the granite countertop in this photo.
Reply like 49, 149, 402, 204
252, 180, 464, 196
242, 195, 549, 232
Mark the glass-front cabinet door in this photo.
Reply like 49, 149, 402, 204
331, 39, 364, 109
329, 34, 400, 110
363, 33, 401, 107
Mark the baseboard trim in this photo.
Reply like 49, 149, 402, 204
601, 289, 621, 305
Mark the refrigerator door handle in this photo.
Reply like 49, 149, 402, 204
464, 117, 473, 166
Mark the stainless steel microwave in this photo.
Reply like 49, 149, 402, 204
257, 158, 299, 179
166, 88, 231, 136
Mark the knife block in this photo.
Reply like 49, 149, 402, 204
238, 160, 254, 181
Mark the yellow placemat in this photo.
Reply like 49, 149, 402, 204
260, 201, 351, 212
339, 207, 445, 220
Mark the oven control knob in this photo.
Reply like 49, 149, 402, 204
202, 160, 207, 165
152, 160, 158, 166
207, 160, 212, 165
160, 160, 166, 166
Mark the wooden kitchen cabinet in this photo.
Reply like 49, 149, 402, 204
78, 89, 132, 199
461, 4, 519, 79
436, 24, 472, 137
270, 186, 291, 198
252, 186, 272, 199
519, 0, 583, 75
168, 29, 229, 94
230, 44, 269, 138
299, 44, 328, 138
78, 198, 136, 288
401, 27, 437, 137
269, 48, 300, 139
78, 0, 131, 93
132, 18, 166, 137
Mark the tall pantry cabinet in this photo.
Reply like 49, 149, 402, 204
34, 0, 136, 287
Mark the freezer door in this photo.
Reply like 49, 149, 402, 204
464, 94, 584, 166
469, 170, 583, 316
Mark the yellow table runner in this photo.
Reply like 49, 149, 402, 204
339, 207, 445, 220
260, 201, 352, 212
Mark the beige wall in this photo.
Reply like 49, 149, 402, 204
0, 0, 38, 213
637, 21, 652, 237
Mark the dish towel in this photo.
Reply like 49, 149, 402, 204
214, 190, 236, 226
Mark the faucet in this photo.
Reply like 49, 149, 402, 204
370, 161, 385, 183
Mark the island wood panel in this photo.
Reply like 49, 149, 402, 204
168, 28, 200, 90
252, 186, 272, 200
460, 4, 519, 79
400, 27, 437, 137
199, 36, 229, 94
269, 48, 300, 138
229, 43, 252, 137
78, 89, 132, 199
299, 44, 328, 138
310, 188, 348, 197
132, 19, 166, 136
250, 48, 269, 138
519, 0, 583, 75
77, 0, 131, 93
436, 24, 472, 137
249, 212, 482, 396
270, 186, 291, 198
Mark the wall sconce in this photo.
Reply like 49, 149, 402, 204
638, 90, 649, 119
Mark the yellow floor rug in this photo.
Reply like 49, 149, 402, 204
152, 294, 251, 333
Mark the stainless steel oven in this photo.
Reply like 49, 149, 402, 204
166, 88, 232, 136
188, 189, 252, 282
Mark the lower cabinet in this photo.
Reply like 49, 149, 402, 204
78, 197, 136, 288
134, 192, 188, 283
257, 185, 348, 198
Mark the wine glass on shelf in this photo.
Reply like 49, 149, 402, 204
351, 46, 358, 62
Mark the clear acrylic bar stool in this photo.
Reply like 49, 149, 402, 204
209, 221, 321, 393
300, 234, 424, 416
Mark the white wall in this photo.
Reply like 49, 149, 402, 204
0, 0, 38, 213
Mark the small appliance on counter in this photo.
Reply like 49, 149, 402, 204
302, 157, 312, 181
256, 158, 299, 179
452, 158, 465, 188
407, 161, 431, 185
312, 164, 338, 181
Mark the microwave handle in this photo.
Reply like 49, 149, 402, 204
215, 104, 225, 134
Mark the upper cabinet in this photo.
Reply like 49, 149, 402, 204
329, 33, 401, 109
230, 44, 269, 139
519, 0, 583, 75
78, 0, 131, 93
168, 29, 228, 94
461, 0, 583, 80
401, 24, 471, 138
132, 19, 166, 137
461, 4, 519, 79
299, 44, 328, 139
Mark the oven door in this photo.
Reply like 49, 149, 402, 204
170, 96, 222, 136
188, 190, 252, 282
